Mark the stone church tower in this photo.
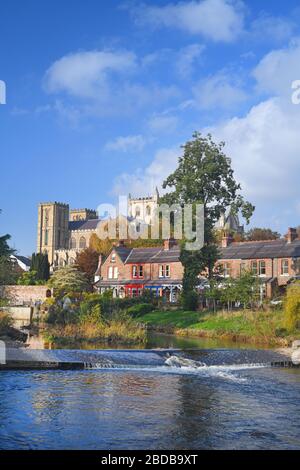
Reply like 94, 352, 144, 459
37, 202, 69, 264
128, 188, 159, 225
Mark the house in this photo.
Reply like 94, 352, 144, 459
10, 255, 31, 272
95, 239, 183, 302
94, 228, 300, 300
218, 228, 300, 297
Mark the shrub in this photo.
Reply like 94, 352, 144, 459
80, 303, 102, 325
284, 281, 300, 331
127, 303, 155, 317
182, 290, 199, 311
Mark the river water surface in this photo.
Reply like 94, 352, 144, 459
0, 334, 299, 450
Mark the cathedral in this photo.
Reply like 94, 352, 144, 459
36, 191, 160, 268
36, 189, 243, 269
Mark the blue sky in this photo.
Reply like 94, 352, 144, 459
1, 0, 300, 255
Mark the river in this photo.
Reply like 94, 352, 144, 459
0, 333, 299, 450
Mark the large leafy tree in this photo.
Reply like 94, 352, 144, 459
76, 248, 99, 282
49, 265, 90, 296
162, 132, 254, 307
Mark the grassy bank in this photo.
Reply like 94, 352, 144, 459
141, 309, 298, 346
44, 318, 146, 347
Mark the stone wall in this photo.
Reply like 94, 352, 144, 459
0, 285, 52, 306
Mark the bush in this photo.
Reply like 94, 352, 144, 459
127, 303, 155, 317
182, 290, 199, 311
284, 281, 300, 331
79, 303, 102, 325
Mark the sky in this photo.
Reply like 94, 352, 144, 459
1, 0, 300, 255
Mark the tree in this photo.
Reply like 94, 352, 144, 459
284, 281, 300, 331
76, 248, 99, 282
246, 228, 280, 241
17, 270, 44, 286
0, 210, 18, 285
30, 253, 50, 281
49, 266, 90, 296
162, 132, 254, 305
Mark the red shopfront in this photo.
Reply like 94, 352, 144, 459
125, 284, 145, 297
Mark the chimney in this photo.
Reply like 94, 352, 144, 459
163, 238, 176, 250
287, 227, 297, 244
118, 240, 125, 247
221, 233, 233, 248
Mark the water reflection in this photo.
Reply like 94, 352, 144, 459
0, 366, 299, 449
51, 332, 273, 351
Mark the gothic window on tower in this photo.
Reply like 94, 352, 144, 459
79, 237, 86, 249
44, 229, 49, 246
146, 205, 151, 216
70, 237, 76, 249
135, 206, 141, 217
44, 209, 49, 227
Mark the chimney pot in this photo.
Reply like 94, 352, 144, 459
287, 227, 297, 243
163, 238, 176, 250
221, 232, 233, 248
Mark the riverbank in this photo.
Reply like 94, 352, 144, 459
43, 318, 146, 348
141, 309, 298, 347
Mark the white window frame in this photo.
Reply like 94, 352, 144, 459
281, 259, 289, 276
159, 265, 165, 278
108, 266, 113, 279
259, 260, 266, 277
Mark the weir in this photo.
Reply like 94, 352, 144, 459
1, 348, 299, 371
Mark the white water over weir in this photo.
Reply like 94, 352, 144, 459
1, 348, 299, 374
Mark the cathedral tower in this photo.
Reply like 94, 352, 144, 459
37, 202, 69, 265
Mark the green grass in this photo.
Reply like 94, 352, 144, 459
141, 309, 296, 346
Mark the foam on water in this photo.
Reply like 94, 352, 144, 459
83, 355, 267, 383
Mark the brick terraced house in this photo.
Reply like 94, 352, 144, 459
95, 239, 184, 302
95, 228, 300, 301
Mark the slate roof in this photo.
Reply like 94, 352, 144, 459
124, 246, 180, 264
14, 255, 31, 267
69, 219, 101, 231
220, 239, 300, 260
115, 246, 132, 262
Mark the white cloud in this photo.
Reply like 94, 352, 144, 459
131, 0, 245, 42
176, 44, 205, 78
208, 97, 300, 207
105, 134, 146, 152
147, 114, 179, 133
250, 15, 295, 44
253, 39, 300, 97
44, 49, 180, 119
192, 72, 247, 109
113, 147, 181, 196
44, 50, 137, 99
